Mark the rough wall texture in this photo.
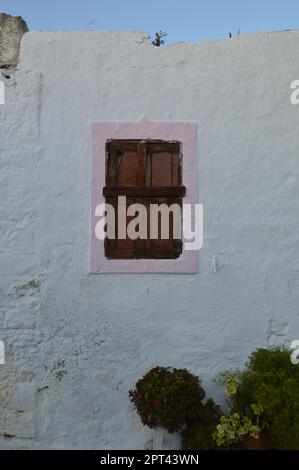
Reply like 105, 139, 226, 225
0, 14, 28, 68
0, 30, 299, 449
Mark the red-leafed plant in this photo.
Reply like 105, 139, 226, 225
129, 367, 205, 433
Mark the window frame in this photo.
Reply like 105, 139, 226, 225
91, 118, 198, 273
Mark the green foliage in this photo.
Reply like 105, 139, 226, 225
234, 348, 299, 449
182, 422, 218, 450
151, 31, 167, 47
129, 348, 299, 449
129, 367, 205, 433
182, 399, 221, 450
212, 373, 265, 448
213, 412, 262, 448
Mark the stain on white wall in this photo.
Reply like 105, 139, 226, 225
0, 30, 299, 449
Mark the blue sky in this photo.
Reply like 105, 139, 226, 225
2, 0, 299, 44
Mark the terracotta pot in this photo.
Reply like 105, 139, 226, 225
242, 433, 269, 450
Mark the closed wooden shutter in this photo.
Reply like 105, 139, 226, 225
103, 140, 185, 259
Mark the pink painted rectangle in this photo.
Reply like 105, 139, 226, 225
91, 118, 198, 273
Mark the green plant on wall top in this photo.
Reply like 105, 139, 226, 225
129, 367, 205, 433
151, 31, 167, 47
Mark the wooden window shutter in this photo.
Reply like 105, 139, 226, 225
103, 140, 185, 259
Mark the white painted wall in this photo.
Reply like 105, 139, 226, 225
0, 30, 299, 449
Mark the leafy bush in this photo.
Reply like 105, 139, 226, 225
234, 348, 299, 449
213, 410, 264, 448
129, 367, 205, 433
212, 371, 266, 448
182, 399, 221, 450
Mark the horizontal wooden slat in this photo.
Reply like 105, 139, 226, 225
103, 186, 186, 197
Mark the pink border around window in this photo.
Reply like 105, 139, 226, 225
91, 118, 198, 273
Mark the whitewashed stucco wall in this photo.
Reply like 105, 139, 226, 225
0, 30, 299, 449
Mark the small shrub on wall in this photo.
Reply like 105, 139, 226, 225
129, 367, 205, 433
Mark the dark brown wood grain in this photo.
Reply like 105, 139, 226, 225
103, 186, 186, 197
104, 140, 184, 260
